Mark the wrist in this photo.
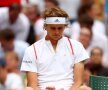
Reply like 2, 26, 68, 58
69, 83, 83, 90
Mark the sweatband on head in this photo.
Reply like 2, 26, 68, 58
44, 17, 68, 24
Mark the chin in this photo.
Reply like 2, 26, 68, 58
53, 37, 61, 40
52, 38, 59, 41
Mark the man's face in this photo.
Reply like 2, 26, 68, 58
91, 48, 102, 65
24, 5, 38, 22
79, 27, 92, 49
9, 9, 20, 23
0, 39, 14, 51
5, 54, 18, 71
87, 4, 97, 18
45, 24, 65, 41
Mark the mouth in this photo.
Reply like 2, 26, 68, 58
53, 35, 60, 37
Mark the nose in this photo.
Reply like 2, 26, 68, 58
55, 29, 59, 35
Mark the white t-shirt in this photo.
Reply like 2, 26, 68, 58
34, 18, 47, 39
21, 37, 89, 90
5, 73, 23, 90
0, 7, 30, 41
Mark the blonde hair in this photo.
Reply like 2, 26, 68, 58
43, 7, 69, 19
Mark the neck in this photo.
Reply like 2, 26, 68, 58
45, 35, 61, 50
45, 35, 59, 45
84, 43, 90, 49
84, 45, 88, 49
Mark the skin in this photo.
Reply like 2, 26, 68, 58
79, 27, 92, 49
45, 24, 66, 50
9, 9, 20, 24
69, 61, 84, 90
0, 67, 7, 85
25, 24, 91, 90
84, 69, 91, 86
91, 48, 103, 65
5, 52, 19, 73
22, 5, 39, 24
0, 39, 14, 51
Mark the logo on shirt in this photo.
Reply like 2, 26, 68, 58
23, 60, 32, 63
55, 19, 60, 22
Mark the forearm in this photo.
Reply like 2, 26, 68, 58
70, 61, 84, 90
34, 87, 41, 90
26, 72, 40, 90
27, 83, 41, 90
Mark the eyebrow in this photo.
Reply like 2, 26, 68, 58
50, 27, 63, 29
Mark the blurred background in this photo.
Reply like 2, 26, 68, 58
0, 0, 108, 90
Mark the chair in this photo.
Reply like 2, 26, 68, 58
90, 75, 108, 90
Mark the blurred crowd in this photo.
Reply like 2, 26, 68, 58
0, 0, 108, 90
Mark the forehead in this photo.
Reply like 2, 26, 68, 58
92, 49, 101, 54
80, 27, 91, 34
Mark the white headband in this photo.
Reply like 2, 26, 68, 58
44, 17, 67, 24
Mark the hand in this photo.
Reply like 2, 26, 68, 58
77, 85, 92, 90
45, 87, 55, 90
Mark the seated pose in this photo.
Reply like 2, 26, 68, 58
21, 7, 89, 90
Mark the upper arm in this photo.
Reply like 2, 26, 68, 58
74, 61, 85, 84
72, 41, 89, 84
73, 41, 89, 64
20, 47, 37, 73
26, 72, 38, 87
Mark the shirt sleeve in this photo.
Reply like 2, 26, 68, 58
20, 46, 37, 72
74, 41, 89, 64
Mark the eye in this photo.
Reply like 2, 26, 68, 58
50, 27, 56, 30
58, 27, 63, 30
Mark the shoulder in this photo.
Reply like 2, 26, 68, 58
32, 38, 45, 48
66, 37, 85, 53
19, 13, 28, 20
69, 38, 83, 47
26, 39, 44, 52
94, 20, 105, 27
35, 18, 44, 24
6, 73, 22, 82
34, 18, 44, 28
0, 7, 9, 21
14, 40, 29, 49
18, 13, 30, 25
0, 7, 8, 15
63, 37, 84, 51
